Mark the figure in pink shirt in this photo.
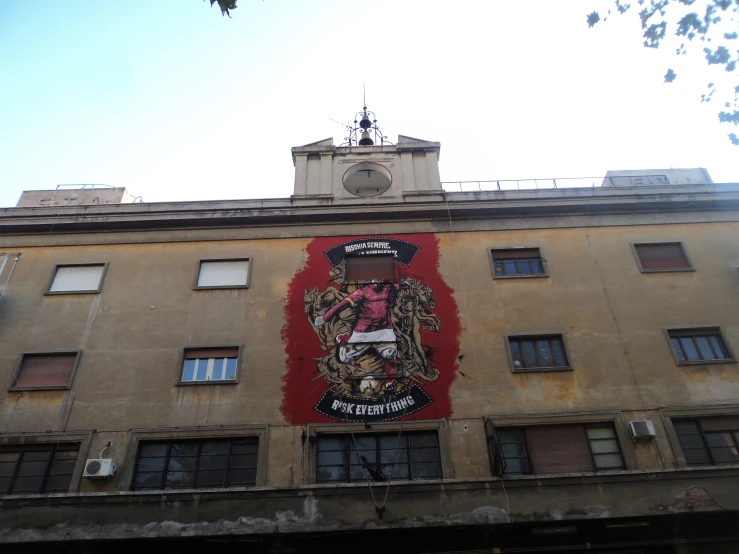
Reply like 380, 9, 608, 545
314, 281, 409, 375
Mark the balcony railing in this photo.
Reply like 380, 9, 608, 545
441, 175, 670, 192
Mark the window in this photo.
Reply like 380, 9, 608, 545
667, 328, 733, 364
490, 248, 546, 278
495, 424, 625, 476
344, 254, 397, 282
674, 417, 739, 466
0, 443, 79, 495
195, 259, 250, 289
180, 347, 239, 383
9, 352, 79, 391
47, 263, 106, 294
316, 432, 442, 483
633, 242, 692, 272
131, 437, 258, 490
508, 335, 569, 371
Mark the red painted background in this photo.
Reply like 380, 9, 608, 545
281, 233, 461, 424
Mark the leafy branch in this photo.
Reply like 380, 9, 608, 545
588, 0, 739, 145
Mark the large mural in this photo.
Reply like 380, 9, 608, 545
281, 234, 460, 423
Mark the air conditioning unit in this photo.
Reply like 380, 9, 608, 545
83, 458, 117, 479
628, 420, 656, 440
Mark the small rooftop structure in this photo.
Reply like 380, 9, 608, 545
16, 185, 138, 208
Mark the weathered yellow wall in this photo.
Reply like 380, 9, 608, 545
0, 221, 737, 487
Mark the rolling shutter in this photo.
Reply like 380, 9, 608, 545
526, 424, 593, 474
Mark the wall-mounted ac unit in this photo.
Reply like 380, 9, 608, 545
628, 420, 656, 440
83, 458, 117, 479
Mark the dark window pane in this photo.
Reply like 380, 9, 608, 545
676, 434, 705, 449
503, 260, 517, 275
167, 456, 197, 472
680, 338, 700, 361
502, 443, 527, 457
671, 338, 686, 361
350, 451, 376, 465
44, 474, 73, 492
551, 340, 567, 366
389, 463, 410, 480
380, 449, 408, 464
593, 453, 624, 469
136, 457, 166, 472
494, 262, 504, 276
199, 455, 227, 471
0, 453, 20, 463
201, 442, 229, 456
411, 462, 441, 479
48, 460, 76, 475
52, 450, 79, 461
380, 435, 405, 449
317, 466, 345, 482
499, 430, 525, 444
317, 437, 345, 451
709, 336, 727, 359
231, 441, 259, 455
503, 458, 524, 475
165, 471, 195, 488
0, 477, 12, 494
684, 449, 711, 465
704, 433, 732, 448
530, 258, 544, 274
17, 461, 48, 476
12, 476, 43, 493
133, 472, 163, 489
537, 340, 553, 366
411, 448, 441, 463
674, 420, 701, 434
22, 452, 51, 462
170, 443, 199, 457
139, 443, 168, 457
586, 427, 616, 440
516, 259, 532, 275
318, 451, 345, 466
409, 434, 438, 448
521, 341, 537, 368
349, 465, 370, 481
510, 341, 523, 369
0, 462, 17, 477
355, 436, 376, 451
196, 470, 226, 487
228, 468, 257, 486
710, 447, 739, 464
229, 454, 258, 469
695, 336, 716, 360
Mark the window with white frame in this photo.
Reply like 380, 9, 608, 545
47, 264, 106, 293
180, 347, 239, 383
195, 259, 250, 289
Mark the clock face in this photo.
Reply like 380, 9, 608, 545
342, 162, 392, 197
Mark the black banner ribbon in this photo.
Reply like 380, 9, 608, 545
314, 384, 433, 422
324, 238, 421, 267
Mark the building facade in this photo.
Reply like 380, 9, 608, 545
1, 130, 739, 553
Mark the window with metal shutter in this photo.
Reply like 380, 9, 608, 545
634, 243, 691, 270
525, 425, 593, 474
344, 255, 396, 282
12, 353, 78, 389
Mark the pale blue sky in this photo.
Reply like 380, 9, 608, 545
1, 0, 737, 207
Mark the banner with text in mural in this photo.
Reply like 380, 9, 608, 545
281, 234, 460, 423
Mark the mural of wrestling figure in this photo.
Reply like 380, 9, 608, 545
314, 280, 410, 377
